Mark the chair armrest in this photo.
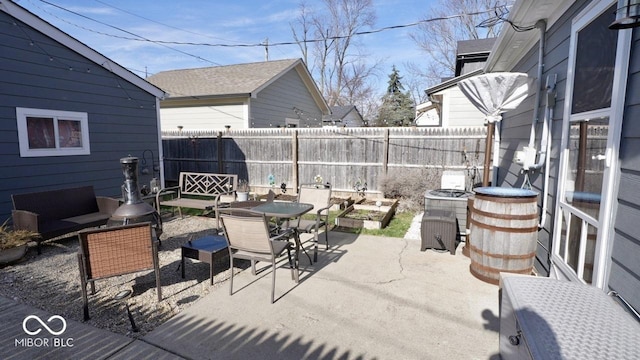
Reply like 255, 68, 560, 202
270, 228, 296, 242
156, 186, 180, 201
215, 190, 236, 201
157, 186, 180, 197
96, 196, 120, 215
11, 209, 40, 232
315, 204, 332, 216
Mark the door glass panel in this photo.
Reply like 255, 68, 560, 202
558, 210, 569, 259
564, 213, 597, 284
583, 224, 597, 284
564, 118, 608, 220
566, 213, 581, 274
571, 5, 617, 114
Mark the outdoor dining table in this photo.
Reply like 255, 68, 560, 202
250, 201, 314, 264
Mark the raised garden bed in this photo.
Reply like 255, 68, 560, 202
335, 198, 399, 230
256, 193, 355, 211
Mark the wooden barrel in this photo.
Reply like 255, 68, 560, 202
468, 187, 538, 285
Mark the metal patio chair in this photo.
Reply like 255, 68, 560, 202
291, 183, 332, 262
220, 209, 298, 303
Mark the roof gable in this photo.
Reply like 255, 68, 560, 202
148, 58, 330, 114
330, 106, 356, 119
148, 59, 298, 98
1, 1, 165, 98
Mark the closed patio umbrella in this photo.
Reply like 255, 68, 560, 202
458, 72, 530, 186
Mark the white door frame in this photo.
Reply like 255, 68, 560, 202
552, 0, 632, 289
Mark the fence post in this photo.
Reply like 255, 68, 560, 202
217, 131, 223, 173
292, 129, 299, 190
383, 128, 390, 175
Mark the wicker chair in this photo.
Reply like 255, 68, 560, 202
291, 183, 332, 262
220, 209, 298, 303
77, 222, 161, 320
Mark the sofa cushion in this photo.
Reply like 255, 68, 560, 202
12, 186, 100, 222
64, 212, 111, 226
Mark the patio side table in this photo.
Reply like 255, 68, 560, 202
181, 235, 228, 285
420, 209, 457, 255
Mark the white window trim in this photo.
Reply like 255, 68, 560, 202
552, 0, 632, 288
16, 107, 91, 157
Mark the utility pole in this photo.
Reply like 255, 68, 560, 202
264, 38, 269, 61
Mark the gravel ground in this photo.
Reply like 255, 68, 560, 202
0, 216, 234, 338
0, 213, 424, 339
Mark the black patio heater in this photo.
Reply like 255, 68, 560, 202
108, 156, 162, 236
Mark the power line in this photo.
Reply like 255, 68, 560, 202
31, 0, 505, 48
92, 0, 246, 44
31, 0, 221, 65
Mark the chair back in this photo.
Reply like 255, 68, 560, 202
220, 210, 272, 254
78, 222, 156, 280
297, 184, 332, 215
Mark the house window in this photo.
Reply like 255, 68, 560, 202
554, 0, 631, 288
16, 107, 90, 157
285, 118, 300, 128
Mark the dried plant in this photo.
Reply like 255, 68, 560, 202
0, 220, 40, 250
379, 168, 443, 212
237, 179, 250, 192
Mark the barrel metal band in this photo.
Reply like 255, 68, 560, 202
470, 207, 538, 221
474, 194, 537, 204
467, 242, 536, 259
469, 218, 539, 233
471, 261, 533, 275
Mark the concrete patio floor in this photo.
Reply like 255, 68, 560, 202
1, 230, 501, 359
144, 231, 501, 360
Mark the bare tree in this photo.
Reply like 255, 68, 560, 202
290, 1, 312, 64
291, 0, 378, 114
409, 0, 507, 87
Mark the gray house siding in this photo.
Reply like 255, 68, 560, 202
610, 28, 640, 312
0, 11, 160, 221
494, 0, 640, 311
250, 69, 323, 128
495, 1, 586, 276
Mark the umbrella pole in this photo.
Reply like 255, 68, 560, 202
483, 122, 494, 187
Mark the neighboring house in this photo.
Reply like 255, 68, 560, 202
415, 38, 496, 127
484, 0, 640, 311
147, 59, 330, 131
322, 105, 365, 127
0, 2, 165, 221
416, 69, 487, 127
455, 38, 496, 76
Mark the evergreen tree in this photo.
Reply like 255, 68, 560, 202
376, 66, 415, 126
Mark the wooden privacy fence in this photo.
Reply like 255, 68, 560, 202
161, 127, 487, 193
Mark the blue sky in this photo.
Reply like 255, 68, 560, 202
16, 0, 440, 96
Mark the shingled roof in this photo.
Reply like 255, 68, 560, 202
147, 58, 303, 98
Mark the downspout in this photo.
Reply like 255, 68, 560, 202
536, 80, 555, 229
523, 20, 554, 230
528, 20, 547, 149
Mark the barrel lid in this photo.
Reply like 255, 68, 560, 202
474, 186, 538, 198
